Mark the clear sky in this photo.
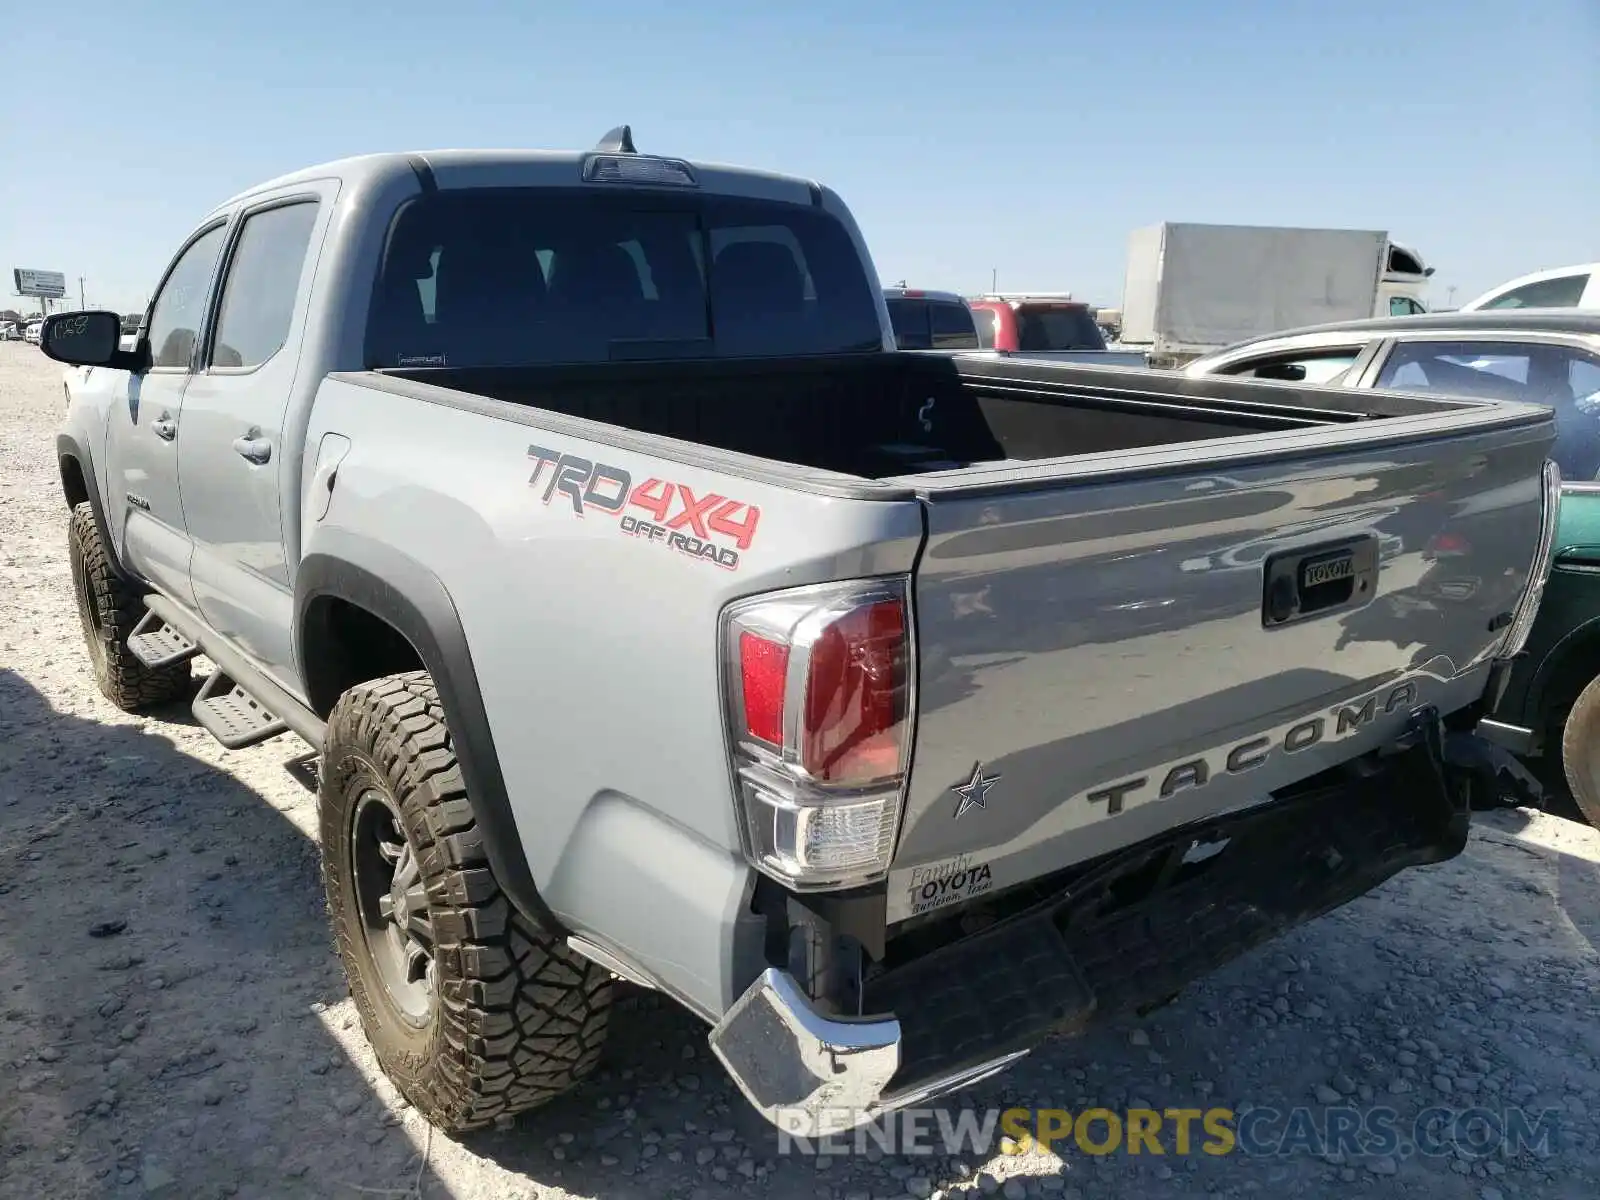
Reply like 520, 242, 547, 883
2, 0, 1595, 316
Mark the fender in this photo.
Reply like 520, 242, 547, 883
294, 531, 559, 932
56, 431, 131, 581
1519, 607, 1600, 733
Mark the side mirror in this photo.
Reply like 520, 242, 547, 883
40, 310, 145, 370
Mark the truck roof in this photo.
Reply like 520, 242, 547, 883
1223, 307, 1600, 348
883, 287, 970, 305
209, 133, 823, 218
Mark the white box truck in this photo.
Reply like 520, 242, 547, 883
1120, 223, 1433, 366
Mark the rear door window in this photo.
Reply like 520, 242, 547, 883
366, 189, 884, 367
1222, 347, 1365, 384
1015, 307, 1107, 352
929, 301, 980, 349
209, 201, 320, 369
1376, 339, 1600, 479
1478, 273, 1590, 310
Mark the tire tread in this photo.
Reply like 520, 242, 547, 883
67, 502, 190, 711
320, 670, 611, 1132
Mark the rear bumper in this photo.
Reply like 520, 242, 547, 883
710, 710, 1480, 1136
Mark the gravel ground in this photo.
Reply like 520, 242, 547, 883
5, 338, 1600, 1200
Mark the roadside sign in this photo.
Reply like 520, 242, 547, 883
14, 269, 67, 299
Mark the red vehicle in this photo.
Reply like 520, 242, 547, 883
967, 294, 1147, 364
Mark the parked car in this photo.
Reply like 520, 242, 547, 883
44, 130, 1556, 1142
967, 294, 1149, 365
0, 322, 18, 341
23, 320, 44, 345
882, 287, 980, 350
1186, 308, 1600, 822
1462, 262, 1600, 313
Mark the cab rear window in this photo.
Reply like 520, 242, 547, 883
365, 188, 885, 367
1016, 307, 1106, 352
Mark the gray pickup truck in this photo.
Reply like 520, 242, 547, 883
45, 127, 1559, 1141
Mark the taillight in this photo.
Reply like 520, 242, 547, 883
721, 578, 914, 889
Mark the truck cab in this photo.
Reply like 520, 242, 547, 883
882, 286, 980, 350
1380, 240, 1432, 317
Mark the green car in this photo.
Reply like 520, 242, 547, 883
1186, 308, 1600, 822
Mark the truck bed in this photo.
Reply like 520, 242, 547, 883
369, 351, 1475, 483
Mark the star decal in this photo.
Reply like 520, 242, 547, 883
953, 762, 1000, 819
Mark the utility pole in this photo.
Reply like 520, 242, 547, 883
991, 268, 997, 293
79, 277, 86, 310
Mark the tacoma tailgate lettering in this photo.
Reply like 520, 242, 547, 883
1087, 679, 1419, 819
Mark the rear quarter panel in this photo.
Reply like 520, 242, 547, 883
300, 376, 924, 1010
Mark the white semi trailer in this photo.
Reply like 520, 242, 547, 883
1119, 222, 1433, 366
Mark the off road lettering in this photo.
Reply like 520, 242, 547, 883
529, 446, 760, 568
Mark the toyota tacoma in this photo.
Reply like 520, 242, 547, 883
45, 126, 1559, 1139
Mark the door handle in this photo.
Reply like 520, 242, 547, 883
233, 431, 272, 464
151, 416, 177, 441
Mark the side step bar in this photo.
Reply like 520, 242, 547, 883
128, 609, 201, 669
136, 595, 327, 751
193, 667, 289, 749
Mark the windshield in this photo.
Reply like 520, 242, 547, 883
1015, 306, 1106, 352
365, 188, 885, 368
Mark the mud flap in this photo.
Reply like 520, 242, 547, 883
1442, 727, 1545, 811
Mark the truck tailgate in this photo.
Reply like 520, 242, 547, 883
888, 410, 1553, 922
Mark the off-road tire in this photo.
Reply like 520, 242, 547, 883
67, 501, 190, 711
319, 670, 613, 1132
1560, 672, 1600, 829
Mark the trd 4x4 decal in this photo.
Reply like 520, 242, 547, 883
527, 444, 761, 571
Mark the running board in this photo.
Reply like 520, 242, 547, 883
127, 609, 200, 669
193, 667, 289, 749
141, 595, 327, 751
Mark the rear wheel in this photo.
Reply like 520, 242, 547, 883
1559, 672, 1600, 828
67, 501, 190, 711
318, 670, 613, 1132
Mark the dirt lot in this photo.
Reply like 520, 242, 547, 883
4, 340, 1600, 1200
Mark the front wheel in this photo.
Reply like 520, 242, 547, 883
1560, 672, 1600, 828
318, 670, 613, 1132
66, 501, 190, 711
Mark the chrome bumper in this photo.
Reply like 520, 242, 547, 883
707, 967, 1028, 1137
1471, 716, 1535, 757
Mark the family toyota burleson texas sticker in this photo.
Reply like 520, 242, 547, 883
903, 852, 995, 917
526, 443, 761, 571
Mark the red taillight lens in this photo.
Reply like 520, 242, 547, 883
721, 578, 914, 888
801, 599, 907, 785
739, 631, 789, 745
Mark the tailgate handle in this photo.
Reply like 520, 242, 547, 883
1262, 535, 1379, 628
